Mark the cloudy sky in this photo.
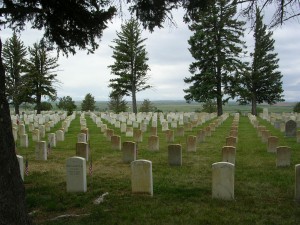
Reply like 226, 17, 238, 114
2, 7, 300, 102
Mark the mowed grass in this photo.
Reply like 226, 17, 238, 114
16, 112, 300, 225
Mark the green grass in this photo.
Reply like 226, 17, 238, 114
15, 111, 300, 225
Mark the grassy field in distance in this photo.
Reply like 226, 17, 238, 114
92, 100, 296, 113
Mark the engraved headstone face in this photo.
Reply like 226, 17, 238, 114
48, 133, 56, 148
56, 130, 64, 141
186, 135, 197, 152
131, 160, 153, 196
196, 129, 205, 143
176, 127, 184, 137
20, 134, 28, 148
267, 136, 278, 153
276, 146, 291, 167
161, 121, 168, 131
77, 133, 87, 143
168, 144, 182, 166
133, 129, 143, 143
122, 141, 136, 163
35, 141, 47, 160
285, 120, 297, 137
261, 130, 270, 143
148, 135, 159, 151
111, 135, 121, 150
76, 142, 89, 161
222, 146, 236, 165
106, 129, 114, 141
212, 162, 234, 200
126, 127, 133, 137
66, 157, 87, 192
165, 130, 174, 143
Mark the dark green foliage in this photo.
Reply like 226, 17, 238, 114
2, 32, 28, 115
184, 0, 247, 116
201, 100, 217, 113
34, 101, 52, 111
57, 96, 77, 115
293, 102, 300, 113
139, 99, 157, 112
0, 1, 117, 55
237, 8, 284, 116
108, 18, 151, 114
81, 93, 96, 112
107, 93, 127, 113
22, 40, 59, 114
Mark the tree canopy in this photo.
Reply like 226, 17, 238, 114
108, 18, 151, 114
237, 8, 284, 115
184, 0, 247, 116
81, 93, 96, 112
2, 32, 27, 115
22, 40, 59, 114
0, 0, 299, 224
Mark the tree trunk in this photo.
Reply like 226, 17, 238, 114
131, 90, 137, 114
0, 38, 31, 224
15, 104, 20, 115
251, 95, 257, 116
216, 96, 223, 116
216, 70, 223, 116
36, 94, 41, 114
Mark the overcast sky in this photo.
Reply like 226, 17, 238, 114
1, 7, 300, 102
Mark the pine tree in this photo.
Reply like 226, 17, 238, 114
108, 93, 128, 113
108, 18, 151, 114
139, 99, 156, 112
81, 93, 96, 111
237, 8, 284, 115
23, 40, 59, 114
183, 0, 247, 116
2, 32, 28, 115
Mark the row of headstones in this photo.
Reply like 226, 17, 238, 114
74, 112, 230, 167
11, 110, 67, 124
16, 154, 300, 201
13, 112, 76, 149
88, 111, 217, 137
248, 114, 293, 167
261, 108, 300, 124
259, 108, 299, 138
72, 112, 232, 201
64, 156, 235, 200
221, 113, 240, 165
104, 113, 230, 154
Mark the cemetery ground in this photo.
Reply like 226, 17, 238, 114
15, 111, 300, 224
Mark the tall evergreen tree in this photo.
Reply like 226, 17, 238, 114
108, 18, 151, 114
2, 32, 27, 115
183, 0, 247, 116
108, 93, 128, 113
81, 93, 96, 111
23, 40, 59, 114
237, 8, 284, 115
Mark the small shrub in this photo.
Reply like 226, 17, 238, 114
293, 102, 300, 113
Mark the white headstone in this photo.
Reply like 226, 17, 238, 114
212, 162, 234, 200
35, 141, 47, 160
66, 157, 87, 192
131, 160, 153, 196
16, 155, 24, 181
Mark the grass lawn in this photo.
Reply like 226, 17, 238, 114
16, 111, 300, 225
